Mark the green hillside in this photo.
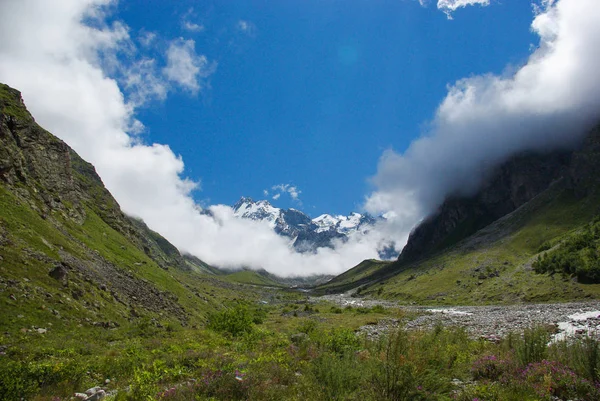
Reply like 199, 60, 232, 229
319, 180, 600, 304
221, 269, 283, 287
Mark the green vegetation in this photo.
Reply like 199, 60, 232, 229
221, 270, 283, 287
4, 79, 600, 400
3, 306, 600, 401
322, 187, 600, 304
533, 215, 600, 283
207, 303, 266, 336
0, 84, 33, 121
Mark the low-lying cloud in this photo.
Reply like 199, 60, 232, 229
366, 0, 600, 246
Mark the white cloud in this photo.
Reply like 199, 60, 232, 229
163, 38, 215, 93
366, 0, 600, 249
437, 0, 491, 19
0, 0, 390, 277
122, 58, 169, 106
183, 21, 204, 33
271, 184, 301, 202
181, 8, 204, 33
237, 20, 256, 37
138, 31, 157, 48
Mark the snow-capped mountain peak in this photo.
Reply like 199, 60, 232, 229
233, 197, 281, 228
231, 196, 397, 259
312, 212, 374, 233
232, 197, 380, 252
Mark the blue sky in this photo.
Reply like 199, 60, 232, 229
115, 0, 535, 216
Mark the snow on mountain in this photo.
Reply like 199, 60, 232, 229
233, 197, 280, 228
232, 197, 379, 253
312, 212, 373, 234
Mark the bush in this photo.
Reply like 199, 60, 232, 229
310, 354, 364, 400
522, 360, 600, 400
368, 330, 417, 400
471, 354, 514, 381
207, 304, 255, 336
321, 328, 362, 355
533, 218, 600, 283
371, 304, 386, 314
515, 327, 549, 366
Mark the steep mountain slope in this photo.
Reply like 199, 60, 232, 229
0, 83, 268, 336
318, 124, 600, 303
233, 197, 378, 252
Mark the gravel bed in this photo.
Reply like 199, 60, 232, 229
313, 294, 600, 342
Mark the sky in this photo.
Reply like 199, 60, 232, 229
115, 0, 536, 214
1, 0, 600, 276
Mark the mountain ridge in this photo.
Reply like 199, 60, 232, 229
232, 196, 380, 253
317, 122, 600, 302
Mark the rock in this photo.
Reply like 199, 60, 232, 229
8, 294, 16, 301
84, 387, 103, 396
74, 393, 88, 400
49, 263, 68, 281
85, 390, 106, 400
36, 328, 47, 334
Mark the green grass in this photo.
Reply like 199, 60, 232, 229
0, 84, 33, 121
321, 186, 600, 305
221, 270, 283, 287
3, 303, 600, 401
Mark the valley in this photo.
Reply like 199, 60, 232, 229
3, 77, 600, 400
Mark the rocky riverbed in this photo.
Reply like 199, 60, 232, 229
314, 294, 600, 342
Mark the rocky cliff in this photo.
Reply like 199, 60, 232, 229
0, 83, 221, 325
398, 129, 600, 261
0, 83, 190, 272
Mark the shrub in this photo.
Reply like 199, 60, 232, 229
207, 304, 255, 336
515, 327, 549, 366
310, 354, 364, 400
522, 360, 600, 400
471, 354, 513, 381
533, 218, 600, 283
371, 304, 386, 314
322, 328, 361, 355
368, 330, 417, 400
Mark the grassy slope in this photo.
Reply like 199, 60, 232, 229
0, 183, 269, 335
221, 270, 283, 287
317, 259, 392, 291
319, 184, 600, 304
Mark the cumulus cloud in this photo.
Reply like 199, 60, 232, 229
163, 38, 215, 93
271, 184, 302, 202
437, 0, 491, 19
0, 0, 389, 277
366, 0, 600, 248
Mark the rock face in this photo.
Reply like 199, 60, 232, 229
0, 82, 206, 321
0, 83, 191, 272
399, 123, 600, 262
233, 197, 380, 253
